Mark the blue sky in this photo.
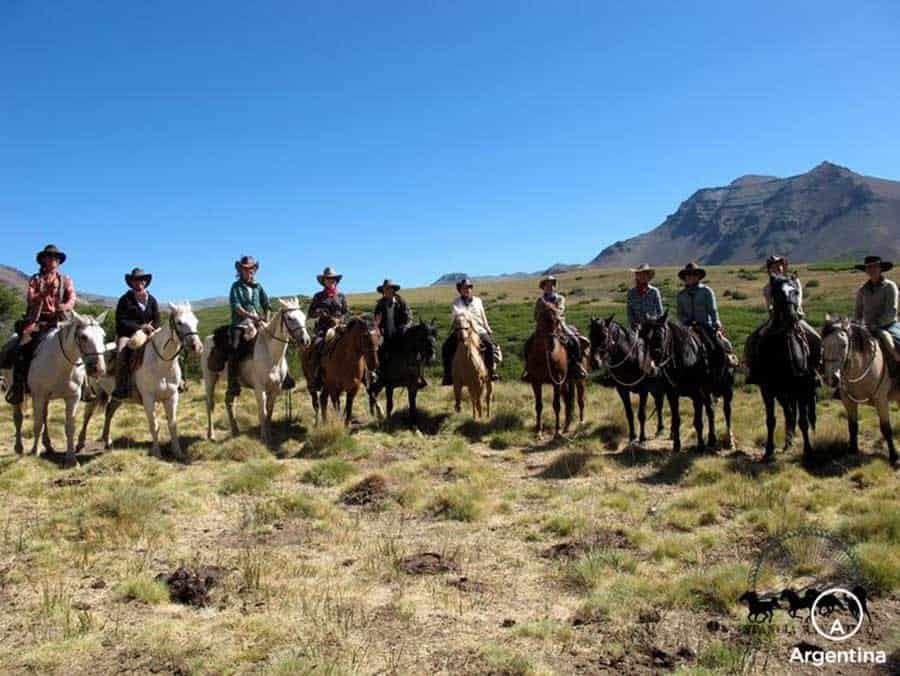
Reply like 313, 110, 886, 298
2, 1, 899, 301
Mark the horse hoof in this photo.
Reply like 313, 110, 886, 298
723, 436, 734, 451
149, 447, 162, 459
14, 444, 23, 455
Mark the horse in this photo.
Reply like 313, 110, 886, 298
780, 588, 817, 619
738, 591, 780, 623
78, 303, 203, 460
301, 316, 380, 426
9, 311, 108, 466
367, 319, 438, 429
589, 315, 665, 445
639, 312, 734, 452
523, 299, 577, 437
451, 312, 492, 419
202, 298, 310, 446
751, 275, 818, 461
822, 316, 900, 467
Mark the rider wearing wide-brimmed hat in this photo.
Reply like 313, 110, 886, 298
854, 255, 900, 360
4, 245, 79, 404
441, 277, 499, 385
308, 266, 351, 389
521, 275, 587, 380
111, 267, 161, 399
372, 279, 425, 387
675, 262, 736, 370
626, 263, 664, 329
227, 255, 272, 396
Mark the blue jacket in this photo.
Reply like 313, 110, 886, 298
676, 284, 720, 328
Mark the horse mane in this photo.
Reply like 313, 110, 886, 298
849, 322, 873, 354
667, 320, 700, 368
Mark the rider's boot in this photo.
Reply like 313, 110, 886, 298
5, 355, 25, 405
112, 348, 132, 399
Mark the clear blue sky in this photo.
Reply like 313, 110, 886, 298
2, 1, 899, 302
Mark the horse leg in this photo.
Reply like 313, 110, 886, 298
224, 391, 240, 438
471, 384, 480, 418
562, 382, 574, 434
552, 384, 562, 438
454, 383, 462, 414
668, 389, 681, 453
408, 386, 418, 430
63, 396, 78, 466
692, 395, 706, 452
798, 395, 813, 460
875, 398, 898, 466
762, 389, 776, 460
42, 400, 55, 454
386, 386, 395, 420
318, 388, 329, 424
485, 380, 492, 419
532, 382, 543, 437
618, 387, 636, 444
577, 381, 585, 424
653, 388, 666, 437
782, 396, 797, 452
143, 395, 162, 458
704, 393, 717, 449
77, 399, 94, 452
344, 388, 357, 428
255, 388, 270, 446
204, 372, 218, 441
723, 387, 734, 450
844, 398, 859, 453
164, 393, 183, 460
101, 399, 121, 449
30, 394, 46, 455
13, 404, 23, 454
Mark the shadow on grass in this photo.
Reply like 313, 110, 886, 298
522, 434, 572, 455
585, 421, 627, 450
798, 437, 883, 478
455, 411, 525, 441
372, 407, 451, 436
101, 434, 206, 463
535, 450, 593, 479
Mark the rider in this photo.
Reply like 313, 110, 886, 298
675, 262, 736, 370
441, 278, 498, 385
6, 245, 77, 405
626, 263, 664, 329
112, 267, 160, 399
745, 255, 820, 384
308, 266, 350, 389
854, 255, 900, 363
372, 278, 426, 388
227, 256, 271, 397
521, 276, 587, 381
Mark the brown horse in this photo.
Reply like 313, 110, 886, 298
452, 314, 492, 418
301, 317, 380, 426
524, 300, 579, 437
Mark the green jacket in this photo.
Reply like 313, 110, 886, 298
230, 280, 271, 326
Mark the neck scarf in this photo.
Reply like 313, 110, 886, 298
325, 285, 338, 298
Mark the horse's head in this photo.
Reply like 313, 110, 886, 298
770, 274, 800, 323
589, 314, 616, 363
168, 302, 203, 354
821, 314, 851, 388
70, 311, 108, 377
536, 299, 560, 333
348, 316, 380, 371
276, 297, 311, 347
639, 311, 669, 373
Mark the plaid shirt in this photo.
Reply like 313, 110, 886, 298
626, 285, 664, 327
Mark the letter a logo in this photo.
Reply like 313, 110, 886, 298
830, 619, 845, 636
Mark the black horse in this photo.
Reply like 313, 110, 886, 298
367, 320, 438, 429
750, 274, 817, 461
639, 312, 734, 453
589, 316, 665, 445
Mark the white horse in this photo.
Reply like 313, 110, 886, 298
9, 311, 108, 465
202, 298, 310, 446
78, 303, 203, 460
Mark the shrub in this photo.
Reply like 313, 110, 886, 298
806, 279, 820, 288
300, 458, 357, 487
116, 575, 169, 604
220, 459, 284, 495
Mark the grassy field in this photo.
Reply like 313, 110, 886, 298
0, 263, 898, 675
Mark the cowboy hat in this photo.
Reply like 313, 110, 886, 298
855, 255, 894, 272
539, 275, 558, 289
677, 262, 706, 280
629, 263, 656, 279
316, 266, 343, 285
125, 267, 152, 287
234, 255, 260, 271
377, 279, 400, 293
36, 244, 66, 265
765, 255, 787, 270
455, 277, 474, 291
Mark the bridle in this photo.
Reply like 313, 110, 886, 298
827, 324, 886, 403
58, 322, 105, 367
261, 310, 307, 345
150, 314, 200, 362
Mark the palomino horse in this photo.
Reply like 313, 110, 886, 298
640, 313, 734, 452
451, 312, 491, 418
523, 300, 577, 437
10, 311, 108, 465
202, 298, 310, 446
589, 315, 665, 445
367, 319, 438, 429
751, 275, 817, 461
79, 303, 203, 460
822, 317, 899, 467
301, 316, 380, 426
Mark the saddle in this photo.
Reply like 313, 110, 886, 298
209, 325, 257, 373
874, 330, 900, 381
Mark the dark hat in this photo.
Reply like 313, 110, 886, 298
678, 262, 706, 280
125, 267, 152, 287
855, 255, 893, 272
455, 277, 474, 291
630, 263, 656, 279
377, 278, 400, 293
539, 275, 558, 289
317, 266, 343, 285
235, 255, 260, 271
36, 244, 66, 265
766, 255, 787, 270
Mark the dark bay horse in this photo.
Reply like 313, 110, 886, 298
589, 315, 664, 445
301, 317, 379, 426
751, 275, 817, 461
639, 312, 734, 452
367, 319, 438, 429
524, 300, 577, 437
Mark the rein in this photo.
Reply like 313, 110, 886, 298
597, 323, 647, 388
58, 324, 104, 367
836, 328, 887, 403
151, 315, 199, 362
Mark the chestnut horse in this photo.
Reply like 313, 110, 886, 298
452, 313, 492, 418
302, 316, 380, 426
524, 300, 577, 437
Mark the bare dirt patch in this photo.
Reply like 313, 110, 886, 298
398, 552, 460, 575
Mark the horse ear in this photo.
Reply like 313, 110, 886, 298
841, 317, 851, 330
95, 310, 108, 325
168, 302, 177, 313
605, 313, 614, 325
824, 312, 832, 323
275, 297, 285, 308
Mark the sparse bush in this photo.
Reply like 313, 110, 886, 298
806, 279, 820, 288
116, 575, 169, 604
300, 458, 357, 487
426, 481, 484, 521
301, 425, 364, 458
220, 459, 284, 495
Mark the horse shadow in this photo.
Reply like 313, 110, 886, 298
798, 440, 881, 478
585, 422, 627, 450
456, 412, 524, 442
522, 434, 573, 455
98, 433, 206, 464
369, 407, 450, 436
534, 450, 593, 479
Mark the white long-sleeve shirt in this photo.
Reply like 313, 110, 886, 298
450, 296, 492, 335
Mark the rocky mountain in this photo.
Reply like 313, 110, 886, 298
590, 161, 900, 267
430, 263, 582, 286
